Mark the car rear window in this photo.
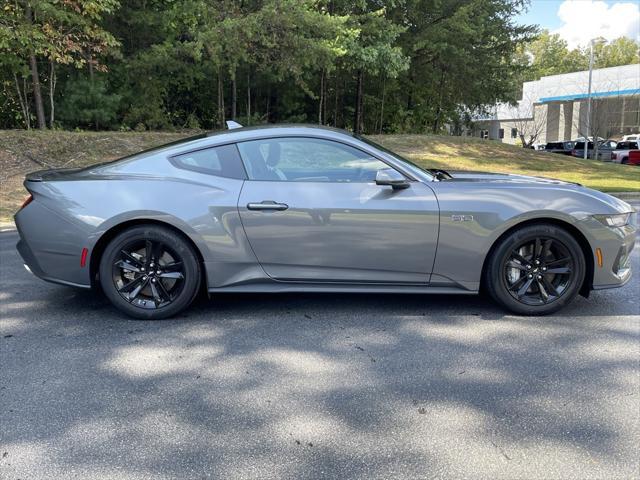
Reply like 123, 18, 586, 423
545, 142, 563, 149
617, 141, 638, 150
170, 144, 246, 179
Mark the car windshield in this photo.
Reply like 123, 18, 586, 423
356, 135, 435, 180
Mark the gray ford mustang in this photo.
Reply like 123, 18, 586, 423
15, 124, 636, 319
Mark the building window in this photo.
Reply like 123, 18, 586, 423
511, 128, 518, 138
499, 128, 504, 139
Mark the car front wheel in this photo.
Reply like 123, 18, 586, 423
484, 224, 586, 315
99, 225, 201, 319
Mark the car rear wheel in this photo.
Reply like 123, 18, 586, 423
484, 224, 585, 315
621, 157, 628, 164
99, 225, 201, 319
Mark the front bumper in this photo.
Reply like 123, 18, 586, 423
589, 220, 636, 291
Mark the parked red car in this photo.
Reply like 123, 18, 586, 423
626, 150, 640, 165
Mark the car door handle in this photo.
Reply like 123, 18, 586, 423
247, 201, 289, 211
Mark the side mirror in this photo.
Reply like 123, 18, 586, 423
375, 168, 409, 189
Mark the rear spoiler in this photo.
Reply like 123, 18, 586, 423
26, 168, 83, 182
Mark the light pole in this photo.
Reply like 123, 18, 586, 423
583, 39, 594, 160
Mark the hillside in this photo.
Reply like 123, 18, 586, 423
1, 130, 639, 222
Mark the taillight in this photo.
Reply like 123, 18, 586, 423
19, 194, 33, 211
611, 153, 616, 160
571, 150, 576, 156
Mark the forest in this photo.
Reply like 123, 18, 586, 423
1, 0, 638, 133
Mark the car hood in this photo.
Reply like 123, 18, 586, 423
438, 171, 634, 213
442, 170, 579, 186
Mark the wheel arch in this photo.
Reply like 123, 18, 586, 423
89, 219, 207, 288
480, 217, 594, 297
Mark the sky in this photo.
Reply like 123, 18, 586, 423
515, 0, 640, 49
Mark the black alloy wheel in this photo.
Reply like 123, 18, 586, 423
99, 225, 201, 319
485, 224, 586, 315
113, 238, 186, 309
503, 236, 573, 306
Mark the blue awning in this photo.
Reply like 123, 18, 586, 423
539, 88, 640, 103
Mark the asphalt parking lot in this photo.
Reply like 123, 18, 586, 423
1, 205, 639, 479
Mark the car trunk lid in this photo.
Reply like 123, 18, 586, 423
26, 167, 86, 182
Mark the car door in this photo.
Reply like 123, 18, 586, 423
236, 136, 439, 284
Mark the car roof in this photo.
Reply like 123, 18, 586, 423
188, 124, 360, 150
100, 124, 360, 167
206, 123, 352, 137
199, 123, 360, 147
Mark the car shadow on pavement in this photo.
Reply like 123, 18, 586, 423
1, 232, 639, 478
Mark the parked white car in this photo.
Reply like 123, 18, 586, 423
611, 141, 639, 164
621, 134, 639, 142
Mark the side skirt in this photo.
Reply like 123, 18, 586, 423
208, 282, 477, 295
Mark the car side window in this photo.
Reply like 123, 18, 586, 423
170, 144, 246, 179
236, 137, 391, 183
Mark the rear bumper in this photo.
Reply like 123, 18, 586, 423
17, 236, 44, 278
14, 201, 92, 289
16, 237, 90, 289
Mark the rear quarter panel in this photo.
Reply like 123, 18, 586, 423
20, 155, 251, 288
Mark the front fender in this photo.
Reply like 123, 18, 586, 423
428, 183, 626, 290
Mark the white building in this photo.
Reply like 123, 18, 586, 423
474, 64, 640, 145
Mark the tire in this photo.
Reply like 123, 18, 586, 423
484, 224, 585, 315
621, 157, 628, 165
99, 225, 201, 319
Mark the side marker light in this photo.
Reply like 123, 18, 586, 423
595, 248, 603, 268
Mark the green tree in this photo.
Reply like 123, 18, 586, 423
58, 75, 120, 129
341, 7, 408, 133
593, 36, 640, 69
0, 0, 120, 129
515, 31, 586, 81
515, 31, 639, 85
6, 0, 597, 133
394, 0, 536, 133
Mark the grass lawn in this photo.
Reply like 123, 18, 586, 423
1, 129, 639, 222
369, 134, 640, 193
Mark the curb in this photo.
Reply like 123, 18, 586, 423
0, 222, 16, 232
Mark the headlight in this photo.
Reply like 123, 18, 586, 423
594, 213, 631, 227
